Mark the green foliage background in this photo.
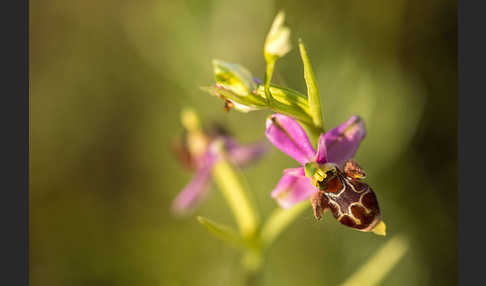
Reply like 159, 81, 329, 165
30, 0, 457, 285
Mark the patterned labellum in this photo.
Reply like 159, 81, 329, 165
311, 160, 381, 232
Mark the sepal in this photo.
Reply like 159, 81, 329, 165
212, 59, 257, 96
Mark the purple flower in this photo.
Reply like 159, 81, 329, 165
265, 113, 366, 209
172, 127, 267, 215
266, 114, 386, 234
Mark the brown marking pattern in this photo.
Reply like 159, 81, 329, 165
339, 215, 356, 228
320, 167, 381, 232
321, 175, 343, 193
362, 191, 379, 210
348, 179, 368, 193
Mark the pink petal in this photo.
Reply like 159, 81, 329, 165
265, 114, 316, 165
271, 167, 316, 208
225, 138, 268, 167
171, 151, 216, 215
324, 115, 366, 167
315, 133, 328, 164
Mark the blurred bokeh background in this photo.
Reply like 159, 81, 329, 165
30, 0, 457, 285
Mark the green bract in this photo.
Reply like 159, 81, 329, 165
212, 59, 256, 96
299, 40, 323, 130
202, 12, 326, 136
202, 81, 322, 135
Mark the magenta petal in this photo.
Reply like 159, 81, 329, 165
315, 133, 328, 164
324, 115, 366, 167
283, 167, 306, 176
225, 138, 268, 167
265, 114, 316, 165
172, 151, 216, 215
271, 167, 316, 209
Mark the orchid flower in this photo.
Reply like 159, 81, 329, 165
172, 113, 267, 215
265, 113, 385, 234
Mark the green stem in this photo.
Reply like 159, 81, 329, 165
212, 151, 260, 238
260, 201, 310, 249
264, 58, 276, 104
244, 266, 262, 286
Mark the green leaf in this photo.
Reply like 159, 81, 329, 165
211, 149, 260, 238
197, 216, 245, 248
298, 39, 323, 130
340, 235, 409, 286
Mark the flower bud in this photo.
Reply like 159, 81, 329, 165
264, 11, 291, 61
